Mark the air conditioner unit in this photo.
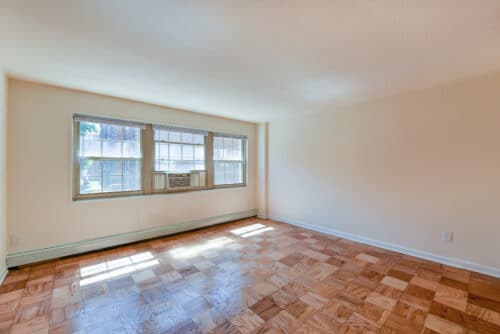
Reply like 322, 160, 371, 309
167, 173, 192, 190
153, 171, 207, 192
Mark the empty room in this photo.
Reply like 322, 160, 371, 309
1, 1, 500, 333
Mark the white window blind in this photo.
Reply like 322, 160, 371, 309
153, 125, 207, 173
213, 133, 246, 185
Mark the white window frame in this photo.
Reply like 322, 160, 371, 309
73, 115, 145, 200
213, 133, 247, 188
72, 114, 248, 200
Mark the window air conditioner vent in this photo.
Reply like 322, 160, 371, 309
153, 171, 207, 192
167, 173, 192, 189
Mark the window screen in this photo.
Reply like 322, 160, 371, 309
213, 134, 246, 185
77, 118, 143, 195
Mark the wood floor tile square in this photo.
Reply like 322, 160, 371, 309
392, 300, 427, 325
382, 313, 423, 334
387, 269, 413, 282
230, 309, 265, 334
268, 310, 301, 333
299, 292, 328, 309
250, 297, 282, 321
356, 253, 380, 264
411, 276, 439, 292
304, 310, 341, 332
279, 253, 307, 267
430, 301, 466, 326
466, 303, 500, 327
357, 302, 391, 328
464, 312, 500, 334
286, 299, 315, 322
365, 292, 397, 311
381, 275, 409, 291
424, 314, 464, 334
434, 284, 468, 312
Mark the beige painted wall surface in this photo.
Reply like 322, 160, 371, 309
7, 79, 257, 253
0, 73, 7, 274
268, 72, 500, 269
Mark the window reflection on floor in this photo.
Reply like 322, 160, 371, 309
169, 236, 233, 258
231, 223, 274, 238
79, 224, 275, 286
79, 251, 159, 286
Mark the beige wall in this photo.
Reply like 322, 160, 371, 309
0, 72, 7, 275
268, 72, 500, 270
7, 79, 257, 253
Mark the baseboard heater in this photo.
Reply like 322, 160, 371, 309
6, 209, 257, 267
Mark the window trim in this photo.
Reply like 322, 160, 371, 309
151, 124, 209, 194
73, 117, 145, 200
73, 115, 248, 201
213, 133, 247, 187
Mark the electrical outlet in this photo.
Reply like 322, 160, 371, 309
441, 231, 453, 242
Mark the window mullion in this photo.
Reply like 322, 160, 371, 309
206, 132, 214, 188
142, 124, 153, 194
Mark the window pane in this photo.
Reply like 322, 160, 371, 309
169, 144, 181, 160
168, 131, 181, 142
182, 145, 194, 160
213, 135, 245, 185
214, 161, 225, 185
154, 129, 168, 141
195, 160, 205, 170
103, 175, 122, 192
233, 139, 243, 160
123, 141, 140, 158
157, 159, 168, 172
79, 122, 141, 159
77, 119, 143, 196
169, 160, 183, 172
214, 137, 224, 160
193, 134, 204, 144
153, 129, 206, 174
103, 160, 122, 176
181, 160, 194, 171
102, 140, 121, 157
181, 132, 194, 144
236, 161, 243, 183
123, 159, 140, 176
80, 159, 102, 194
80, 138, 101, 157
156, 143, 168, 159
123, 160, 141, 191
194, 146, 204, 161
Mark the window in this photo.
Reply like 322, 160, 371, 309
74, 116, 144, 198
73, 115, 247, 200
153, 125, 207, 173
213, 134, 246, 186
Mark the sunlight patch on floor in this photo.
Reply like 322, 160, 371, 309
79, 251, 159, 286
169, 236, 234, 258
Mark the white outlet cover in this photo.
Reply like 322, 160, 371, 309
441, 231, 453, 241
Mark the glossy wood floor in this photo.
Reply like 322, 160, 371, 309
0, 218, 499, 334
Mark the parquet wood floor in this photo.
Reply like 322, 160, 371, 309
0, 218, 499, 333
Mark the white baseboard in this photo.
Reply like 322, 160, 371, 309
269, 215, 500, 278
0, 266, 8, 285
7, 209, 258, 268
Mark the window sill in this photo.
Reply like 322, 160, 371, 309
73, 190, 144, 201
213, 183, 247, 189
73, 184, 247, 201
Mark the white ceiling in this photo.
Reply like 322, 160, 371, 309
1, 1, 500, 122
